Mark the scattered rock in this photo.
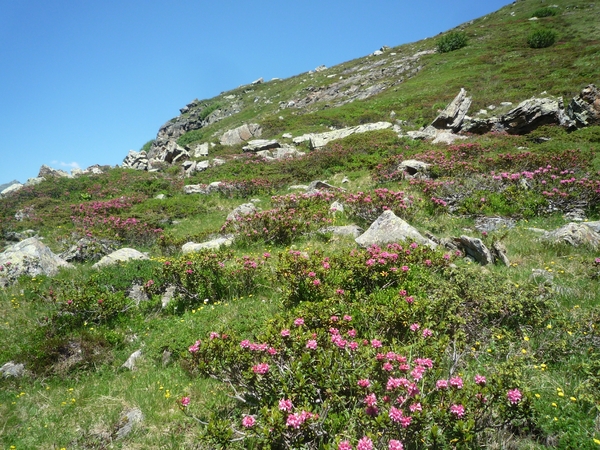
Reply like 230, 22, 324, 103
113, 407, 144, 440
355, 210, 437, 248
182, 236, 234, 254
289, 184, 309, 191
14, 206, 34, 221
25, 177, 44, 186
128, 284, 149, 305
155, 193, 166, 200
398, 160, 431, 177
0, 237, 73, 286
307, 180, 344, 192
121, 350, 142, 371
183, 182, 222, 195
543, 222, 600, 248
92, 248, 149, 268
474, 217, 516, 233
256, 145, 305, 160
220, 123, 262, 146
452, 235, 494, 265
189, 142, 209, 157
161, 285, 177, 309
243, 139, 281, 152
491, 240, 510, 266
227, 203, 258, 221
0, 361, 25, 378
330, 201, 344, 213
530, 268, 554, 285
162, 350, 172, 367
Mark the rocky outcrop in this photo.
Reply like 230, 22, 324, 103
355, 210, 437, 248
293, 122, 392, 149
0, 237, 73, 286
38, 164, 71, 178
256, 145, 305, 160
431, 88, 472, 131
226, 203, 258, 221
220, 123, 262, 146
92, 248, 149, 268
319, 225, 363, 238
1, 361, 25, 378
451, 236, 494, 265
243, 139, 280, 152
397, 160, 431, 177
183, 182, 222, 195
0, 182, 23, 197
496, 97, 566, 134
567, 84, 600, 128
122, 150, 150, 171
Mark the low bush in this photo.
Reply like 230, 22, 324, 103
527, 29, 557, 49
531, 7, 558, 18
436, 31, 468, 53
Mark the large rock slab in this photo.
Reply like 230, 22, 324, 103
183, 181, 222, 195
452, 236, 494, 265
0, 182, 23, 197
293, 122, 392, 149
543, 222, 600, 248
220, 123, 262, 146
0, 361, 25, 378
38, 164, 71, 178
499, 97, 564, 134
243, 139, 280, 152
355, 210, 437, 248
226, 203, 258, 221
0, 237, 73, 286
122, 150, 150, 171
92, 248, 149, 268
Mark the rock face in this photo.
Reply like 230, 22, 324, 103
0, 361, 25, 378
497, 97, 565, 134
38, 164, 71, 178
122, 150, 150, 171
355, 210, 437, 248
319, 225, 363, 238
543, 222, 600, 248
183, 182, 222, 195
431, 88, 472, 131
0, 237, 73, 286
293, 122, 392, 149
0, 182, 23, 198
220, 123, 262, 146
243, 139, 280, 152
92, 248, 149, 268
114, 407, 144, 440
567, 84, 600, 128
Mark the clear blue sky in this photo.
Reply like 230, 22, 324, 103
0, 0, 511, 185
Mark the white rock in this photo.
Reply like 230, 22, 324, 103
92, 248, 148, 268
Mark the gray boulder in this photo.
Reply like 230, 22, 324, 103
293, 122, 392, 149
122, 150, 150, 171
227, 203, 258, 221
121, 350, 142, 371
59, 237, 118, 263
183, 182, 222, 195
114, 407, 144, 440
190, 142, 209, 157
0, 237, 73, 286
355, 210, 437, 248
1, 361, 25, 378
474, 217, 516, 233
398, 160, 431, 177
330, 201, 344, 214
498, 97, 565, 134
0, 182, 23, 197
431, 88, 472, 131
243, 139, 281, 152
452, 235, 494, 265
25, 177, 44, 186
319, 225, 363, 238
92, 248, 149, 268
220, 123, 262, 146
543, 222, 600, 248
567, 84, 600, 128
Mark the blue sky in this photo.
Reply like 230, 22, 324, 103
0, 0, 511, 185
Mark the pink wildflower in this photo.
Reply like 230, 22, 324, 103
343, 315, 352, 321
240, 339, 251, 348
409, 402, 422, 413
278, 398, 293, 412
371, 339, 382, 348
306, 339, 318, 350
401, 265, 409, 272
436, 379, 448, 389
209, 332, 219, 340
450, 404, 465, 418
347, 329, 357, 337
180, 396, 190, 407
294, 318, 304, 326
313, 279, 321, 286
388, 439, 404, 450
252, 363, 269, 374
422, 328, 433, 338
338, 441, 353, 450
474, 375, 487, 386
357, 436, 373, 450
450, 376, 464, 389
357, 379, 371, 388
364, 393, 377, 407
383, 362, 394, 371
242, 415, 255, 428
409, 323, 420, 332
188, 340, 201, 353
507, 388, 522, 405
330, 315, 339, 322
389, 406, 404, 423
280, 329, 290, 337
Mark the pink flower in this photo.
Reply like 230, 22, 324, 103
411, 366, 425, 381
330, 315, 339, 322
450, 404, 465, 418
281, 329, 290, 337
410, 323, 420, 332
209, 332, 219, 340
401, 265, 409, 272
343, 315, 352, 321
388, 439, 404, 450
347, 329, 357, 337
252, 363, 269, 374
436, 379, 448, 389
409, 402, 422, 413
180, 396, 190, 407
383, 362, 394, 371
335, 289, 345, 295
474, 375, 487, 386
279, 398, 293, 412
364, 393, 377, 407
313, 279, 321, 286
422, 328, 433, 338
425, 259, 432, 266
240, 339, 251, 348
389, 406, 404, 422
188, 340, 201, 353
348, 341, 359, 350
450, 376, 464, 389
338, 441, 353, 450
507, 388, 522, 405
357, 378, 371, 388
268, 347, 278, 355
242, 415, 255, 428
263, 252, 271, 259
370, 339, 382, 348
357, 436, 373, 450
405, 296, 414, 304
306, 340, 318, 350
294, 318, 304, 326
308, 271, 316, 278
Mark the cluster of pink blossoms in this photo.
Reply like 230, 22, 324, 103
507, 388, 522, 405
286, 410, 318, 429
252, 363, 269, 374
188, 340, 201, 353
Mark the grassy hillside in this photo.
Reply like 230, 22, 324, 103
1, 0, 600, 448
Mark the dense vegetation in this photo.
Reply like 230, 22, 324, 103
1, 0, 600, 448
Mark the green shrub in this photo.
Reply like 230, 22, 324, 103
436, 31, 468, 53
140, 139, 155, 152
177, 129, 204, 147
527, 29, 557, 49
531, 7, 558, 18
